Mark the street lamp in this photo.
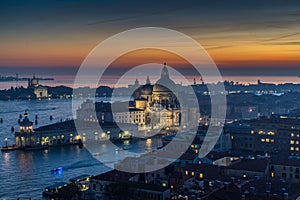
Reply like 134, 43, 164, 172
4, 137, 8, 147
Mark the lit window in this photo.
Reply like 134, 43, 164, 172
296, 147, 299, 151
185, 170, 188, 175
251, 130, 254, 134
261, 138, 265, 142
266, 138, 270, 143
291, 133, 295, 137
296, 141, 299, 145
291, 140, 295, 145
268, 131, 275, 135
271, 172, 275, 178
271, 139, 274, 143
291, 147, 295, 151
191, 171, 195, 176
199, 173, 203, 179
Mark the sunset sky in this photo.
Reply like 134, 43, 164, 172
0, 0, 300, 76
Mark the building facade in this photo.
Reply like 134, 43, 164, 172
130, 63, 181, 129
76, 63, 182, 130
15, 111, 79, 148
28, 76, 48, 98
227, 115, 300, 156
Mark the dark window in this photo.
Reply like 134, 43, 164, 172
282, 173, 287, 178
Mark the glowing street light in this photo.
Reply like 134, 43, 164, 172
4, 137, 8, 147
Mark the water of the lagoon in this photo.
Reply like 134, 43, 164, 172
0, 98, 162, 199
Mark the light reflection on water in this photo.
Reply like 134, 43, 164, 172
0, 98, 163, 199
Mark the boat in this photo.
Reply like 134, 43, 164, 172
78, 139, 83, 149
42, 182, 68, 198
92, 152, 101, 156
51, 167, 63, 173
1, 145, 20, 152
24, 145, 48, 151
123, 145, 132, 150
162, 135, 175, 145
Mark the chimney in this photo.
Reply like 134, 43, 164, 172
231, 177, 236, 184
266, 182, 271, 198
282, 188, 287, 199
237, 185, 242, 194
283, 192, 288, 200
250, 186, 256, 195
224, 182, 229, 191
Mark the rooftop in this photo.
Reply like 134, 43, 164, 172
34, 119, 134, 132
227, 158, 269, 172
270, 157, 300, 167
92, 170, 135, 182
184, 163, 227, 181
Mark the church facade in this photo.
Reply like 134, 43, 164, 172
76, 63, 183, 130
28, 76, 48, 99
115, 63, 181, 129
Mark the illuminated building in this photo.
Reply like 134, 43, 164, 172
27, 75, 48, 99
130, 63, 181, 129
15, 111, 79, 148
227, 115, 300, 156
270, 157, 300, 183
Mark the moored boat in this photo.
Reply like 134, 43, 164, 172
24, 145, 48, 151
1, 145, 20, 152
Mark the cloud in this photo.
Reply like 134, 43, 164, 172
265, 41, 300, 46
261, 33, 300, 42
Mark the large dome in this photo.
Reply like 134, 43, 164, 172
153, 82, 175, 92
153, 63, 176, 92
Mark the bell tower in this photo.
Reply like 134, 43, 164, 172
161, 62, 170, 79
19, 110, 33, 132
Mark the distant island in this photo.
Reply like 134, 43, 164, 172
0, 75, 112, 100
0, 74, 54, 82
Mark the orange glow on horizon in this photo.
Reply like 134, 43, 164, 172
0, 33, 299, 69
109, 48, 193, 68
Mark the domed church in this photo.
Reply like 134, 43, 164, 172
27, 76, 48, 99
132, 63, 181, 129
